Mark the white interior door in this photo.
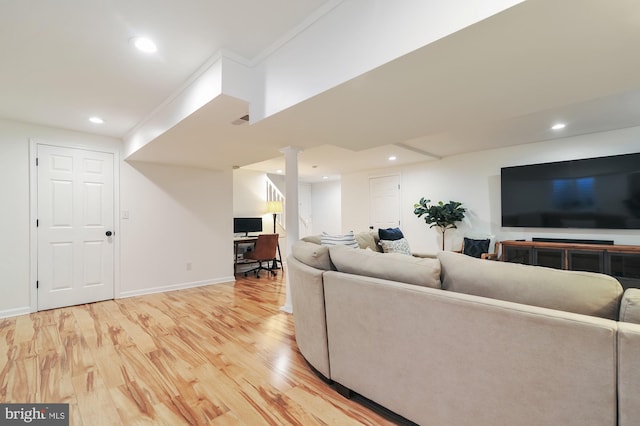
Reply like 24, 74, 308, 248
37, 144, 115, 310
370, 175, 401, 230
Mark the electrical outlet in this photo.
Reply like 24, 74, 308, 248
186, 262, 192, 271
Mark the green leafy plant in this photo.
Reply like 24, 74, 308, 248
413, 198, 466, 250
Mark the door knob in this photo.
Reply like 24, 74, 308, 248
106, 231, 113, 237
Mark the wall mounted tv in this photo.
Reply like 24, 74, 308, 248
501, 152, 640, 229
233, 217, 263, 236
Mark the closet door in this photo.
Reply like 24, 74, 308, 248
37, 144, 115, 310
369, 175, 400, 229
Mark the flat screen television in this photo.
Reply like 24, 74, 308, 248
501, 152, 640, 229
233, 217, 263, 236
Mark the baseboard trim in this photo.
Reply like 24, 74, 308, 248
0, 306, 32, 319
118, 276, 235, 299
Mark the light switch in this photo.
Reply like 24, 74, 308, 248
122, 210, 130, 219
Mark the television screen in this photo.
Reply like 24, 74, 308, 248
233, 217, 263, 236
501, 153, 640, 229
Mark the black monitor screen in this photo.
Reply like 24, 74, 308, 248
501, 152, 640, 229
234, 217, 263, 236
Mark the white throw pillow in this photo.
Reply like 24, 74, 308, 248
320, 231, 359, 249
379, 238, 412, 256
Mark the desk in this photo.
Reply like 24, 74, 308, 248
234, 237, 257, 274
233, 236, 284, 274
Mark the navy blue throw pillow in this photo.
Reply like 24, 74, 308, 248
463, 237, 490, 258
378, 227, 404, 241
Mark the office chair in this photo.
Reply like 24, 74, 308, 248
243, 233, 279, 278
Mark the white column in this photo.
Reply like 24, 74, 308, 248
280, 146, 302, 313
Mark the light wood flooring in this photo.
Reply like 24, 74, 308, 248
0, 271, 408, 425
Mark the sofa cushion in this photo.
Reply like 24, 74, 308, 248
620, 289, 640, 324
301, 235, 322, 245
291, 240, 333, 271
462, 237, 490, 258
378, 227, 404, 241
329, 245, 441, 289
355, 231, 381, 252
302, 232, 382, 251
438, 251, 623, 320
379, 238, 412, 256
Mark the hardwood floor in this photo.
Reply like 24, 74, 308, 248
0, 272, 406, 425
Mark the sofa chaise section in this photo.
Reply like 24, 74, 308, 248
288, 242, 333, 379
288, 237, 633, 426
323, 271, 618, 426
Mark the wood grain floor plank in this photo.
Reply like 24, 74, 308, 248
1, 272, 410, 425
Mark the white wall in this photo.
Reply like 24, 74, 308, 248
233, 168, 271, 231
0, 120, 44, 316
120, 162, 233, 297
342, 126, 640, 253
0, 118, 234, 317
252, 0, 524, 122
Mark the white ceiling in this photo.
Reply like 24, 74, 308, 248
2, 0, 640, 182
0, 0, 328, 136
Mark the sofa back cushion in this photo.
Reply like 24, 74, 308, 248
329, 245, 441, 289
438, 251, 623, 320
291, 240, 333, 271
301, 235, 322, 245
355, 231, 381, 252
620, 289, 640, 324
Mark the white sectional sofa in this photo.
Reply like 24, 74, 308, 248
287, 233, 640, 426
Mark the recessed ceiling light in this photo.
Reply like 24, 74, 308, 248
389, 156, 397, 161
551, 123, 566, 130
131, 36, 157, 53
322, 176, 329, 180
276, 169, 283, 174
89, 116, 104, 124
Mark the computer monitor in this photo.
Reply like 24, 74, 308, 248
233, 217, 262, 236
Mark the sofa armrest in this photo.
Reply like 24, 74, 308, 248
620, 288, 640, 324
481, 252, 499, 260
618, 322, 640, 426
287, 255, 331, 379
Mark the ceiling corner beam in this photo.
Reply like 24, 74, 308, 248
393, 143, 442, 160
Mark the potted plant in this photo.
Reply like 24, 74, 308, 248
413, 198, 466, 251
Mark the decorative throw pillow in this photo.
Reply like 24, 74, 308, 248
378, 227, 404, 241
379, 238, 412, 256
463, 237, 490, 258
355, 231, 379, 251
321, 231, 359, 249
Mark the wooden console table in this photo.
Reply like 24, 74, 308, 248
499, 240, 640, 289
